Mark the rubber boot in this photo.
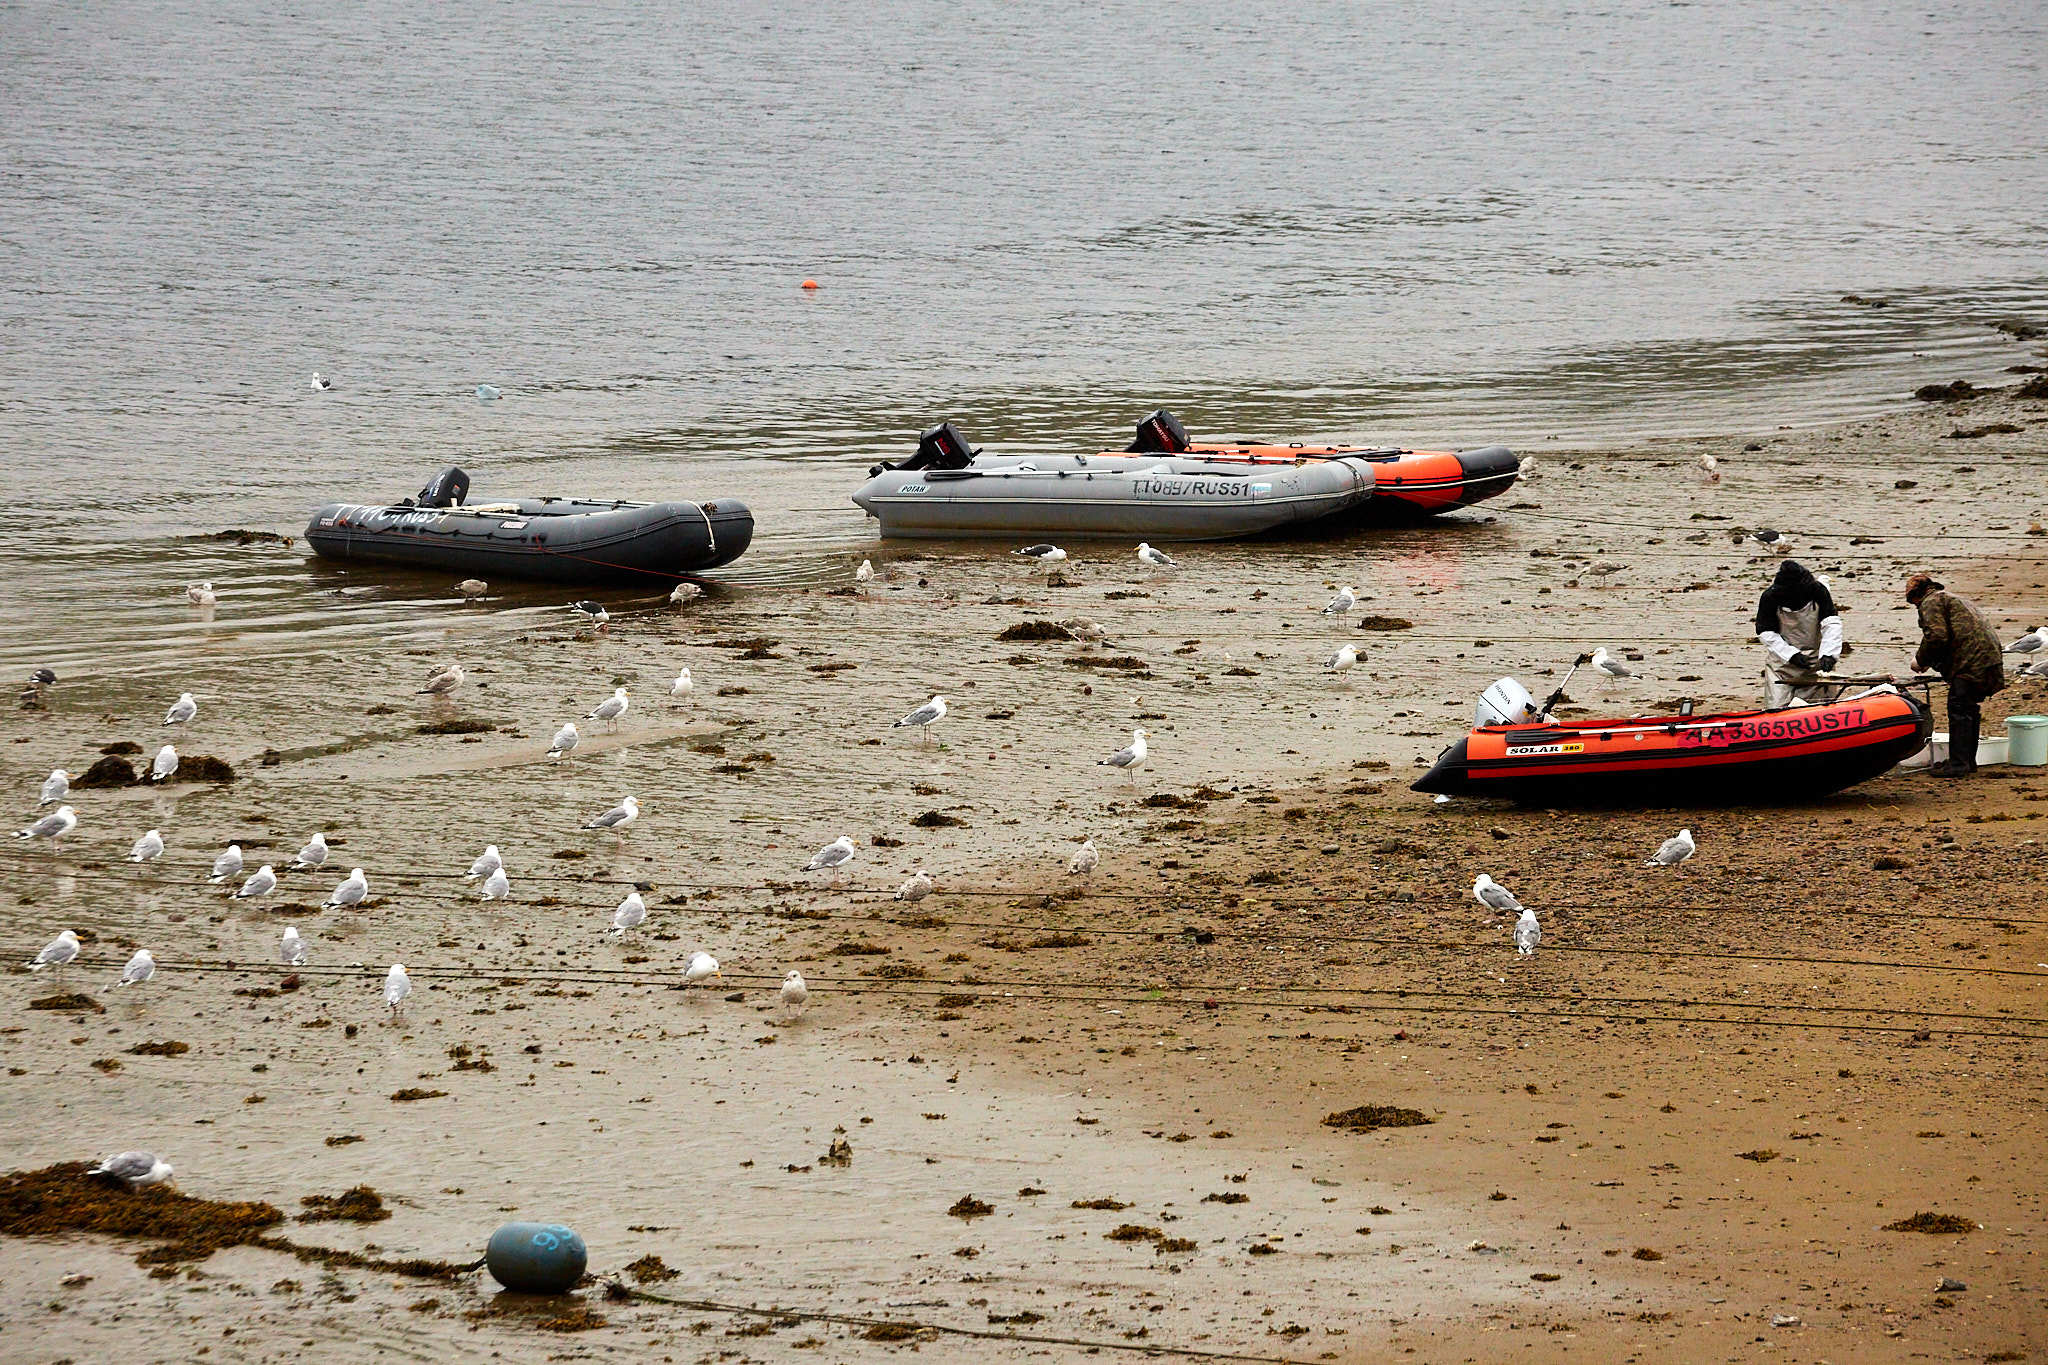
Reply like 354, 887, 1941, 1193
1935, 708, 1979, 777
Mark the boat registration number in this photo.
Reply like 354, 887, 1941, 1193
1136, 478, 1250, 498
1506, 741, 1583, 756
1681, 708, 1865, 747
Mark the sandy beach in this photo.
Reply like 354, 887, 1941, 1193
4, 385, 2046, 1362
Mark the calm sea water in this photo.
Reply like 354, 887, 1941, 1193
2, 0, 2044, 671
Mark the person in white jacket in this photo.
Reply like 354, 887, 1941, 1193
1754, 560, 1843, 707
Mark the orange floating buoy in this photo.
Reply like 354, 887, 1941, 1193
800, 279, 820, 290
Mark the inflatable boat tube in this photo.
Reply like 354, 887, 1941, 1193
307, 474, 752, 587
1412, 690, 1931, 805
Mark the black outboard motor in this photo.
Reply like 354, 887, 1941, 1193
416, 467, 470, 508
870, 422, 980, 477
1127, 409, 1190, 454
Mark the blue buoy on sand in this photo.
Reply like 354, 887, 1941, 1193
485, 1222, 587, 1294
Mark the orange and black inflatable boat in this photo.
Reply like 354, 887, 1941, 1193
1412, 690, 1931, 804
1115, 409, 1519, 519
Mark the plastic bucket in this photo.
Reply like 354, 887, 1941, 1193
2009, 715, 2048, 766
1978, 735, 2009, 766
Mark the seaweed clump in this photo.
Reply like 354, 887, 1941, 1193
997, 621, 1075, 642
73, 756, 139, 789
0, 1162, 282, 1265
297, 1185, 391, 1224
1322, 1104, 1434, 1133
1883, 1212, 1977, 1234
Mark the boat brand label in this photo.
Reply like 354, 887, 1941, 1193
1507, 741, 1583, 756
899, 484, 927, 493
329, 503, 448, 531
1680, 707, 1866, 747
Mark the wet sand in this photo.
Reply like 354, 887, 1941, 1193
3, 385, 2046, 1361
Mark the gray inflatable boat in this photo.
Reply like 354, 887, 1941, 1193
307, 468, 753, 586
852, 424, 1375, 540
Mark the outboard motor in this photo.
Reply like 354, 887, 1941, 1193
417, 467, 470, 508
870, 422, 980, 477
1127, 409, 1190, 454
1476, 677, 1540, 726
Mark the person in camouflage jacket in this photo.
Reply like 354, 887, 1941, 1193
1906, 573, 2004, 777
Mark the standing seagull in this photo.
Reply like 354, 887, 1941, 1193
586, 686, 629, 732
280, 926, 307, 967
1751, 528, 1792, 553
163, 693, 198, 726
1322, 586, 1357, 616
479, 866, 510, 902
88, 1151, 175, 1189
1645, 828, 1697, 867
1513, 908, 1541, 957
547, 722, 579, 762
28, 930, 80, 979
891, 694, 948, 743
780, 969, 808, 1019
610, 892, 646, 938
151, 745, 178, 783
1324, 643, 1358, 674
804, 835, 857, 881
1136, 543, 1178, 570
894, 870, 933, 902
291, 832, 329, 871
456, 579, 488, 601
39, 769, 69, 806
186, 582, 217, 608
15, 806, 77, 842
1589, 648, 1633, 681
669, 580, 703, 607
1472, 874, 1523, 914
1098, 728, 1149, 782
855, 559, 874, 593
384, 963, 411, 1018
684, 950, 721, 987
105, 949, 155, 992
582, 795, 639, 832
234, 864, 278, 900
669, 667, 693, 704
323, 868, 369, 909
130, 829, 165, 863
419, 664, 465, 696
1014, 544, 1067, 565
463, 844, 503, 881
569, 600, 610, 632
208, 845, 243, 884
2005, 626, 2047, 655
1696, 453, 1721, 484
1067, 838, 1100, 876
310, 373, 332, 392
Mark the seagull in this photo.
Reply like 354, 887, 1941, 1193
586, 686, 629, 731
163, 693, 198, 726
88, 1151, 174, 1190
475, 384, 501, 401
669, 580, 704, 606
323, 868, 369, 909
463, 844, 503, 881
780, 969, 808, 1019
479, 866, 509, 901
684, 951, 721, 987
804, 835, 857, 879
568, 601, 609, 631
547, 722, 579, 761
186, 582, 217, 607
1697, 453, 1720, 484
207, 845, 244, 884
1751, 528, 1792, 553
234, 864, 278, 900
1324, 643, 1358, 674
1645, 828, 1696, 867
1067, 838, 1099, 876
28, 930, 80, 974
1514, 908, 1541, 956
281, 926, 306, 967
1136, 543, 1178, 570
892, 694, 948, 743
1472, 874, 1523, 914
1516, 456, 1539, 481
456, 578, 488, 601
419, 664, 465, 696
583, 795, 638, 831
384, 963, 410, 1017
1322, 586, 1357, 616
106, 949, 155, 992
291, 832, 329, 871
30, 667, 56, 686
1062, 618, 1108, 642
15, 806, 76, 842
669, 667, 693, 704
1098, 728, 1148, 782
1590, 647, 1633, 680
856, 559, 874, 592
894, 870, 933, 902
39, 769, 70, 805
130, 829, 165, 863
2021, 656, 2048, 679
1014, 544, 1067, 564
2005, 626, 2047, 655
310, 373, 332, 392
150, 745, 178, 783
610, 892, 646, 938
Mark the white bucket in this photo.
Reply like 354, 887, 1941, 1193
1897, 731, 2008, 770
1979, 734, 2009, 766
